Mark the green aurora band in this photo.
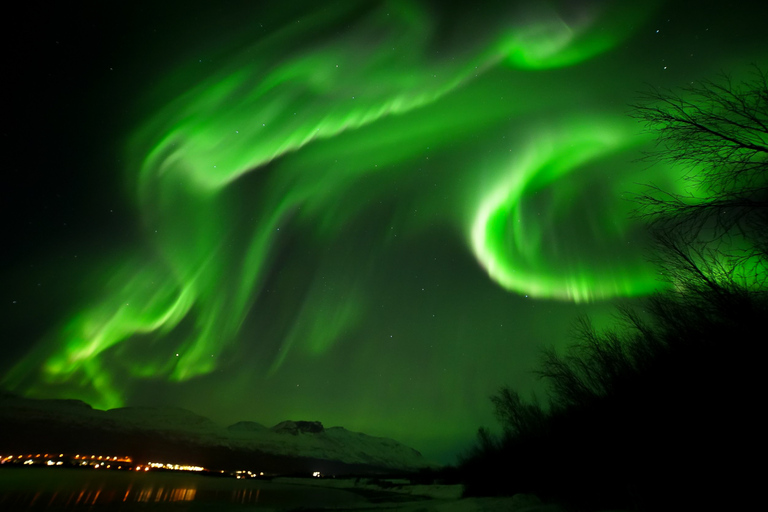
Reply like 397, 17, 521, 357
470, 119, 660, 302
11, 0, 736, 451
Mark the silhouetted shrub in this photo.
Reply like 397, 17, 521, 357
460, 67, 767, 511
460, 265, 766, 510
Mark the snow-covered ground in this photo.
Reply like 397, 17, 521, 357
335, 496, 566, 512
274, 476, 464, 500
272, 478, 568, 511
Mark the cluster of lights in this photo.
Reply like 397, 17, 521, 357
146, 462, 205, 472
233, 470, 264, 479
2, 453, 269, 479
72, 454, 132, 469
1, 453, 133, 470
73, 454, 133, 462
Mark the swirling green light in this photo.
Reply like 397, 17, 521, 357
6, 0, 669, 411
470, 120, 660, 301
495, 1, 659, 69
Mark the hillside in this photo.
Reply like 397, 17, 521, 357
0, 392, 434, 474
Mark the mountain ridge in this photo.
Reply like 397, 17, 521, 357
0, 393, 435, 473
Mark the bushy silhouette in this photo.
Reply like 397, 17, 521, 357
462, 284, 765, 510
460, 68, 767, 511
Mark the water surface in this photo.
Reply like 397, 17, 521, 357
0, 467, 373, 510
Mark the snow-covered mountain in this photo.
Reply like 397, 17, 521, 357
0, 392, 433, 473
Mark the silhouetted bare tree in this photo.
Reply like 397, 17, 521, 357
460, 68, 768, 511
631, 67, 768, 259
490, 387, 547, 438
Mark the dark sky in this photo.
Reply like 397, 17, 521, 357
3, 0, 767, 463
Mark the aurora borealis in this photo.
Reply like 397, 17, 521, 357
4, 0, 768, 462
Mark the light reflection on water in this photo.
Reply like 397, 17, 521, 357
1, 485, 202, 508
0, 468, 366, 510
2, 480, 206, 508
133, 485, 198, 503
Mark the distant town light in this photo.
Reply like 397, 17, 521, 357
147, 461, 204, 472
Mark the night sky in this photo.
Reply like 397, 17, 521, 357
4, 0, 768, 463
